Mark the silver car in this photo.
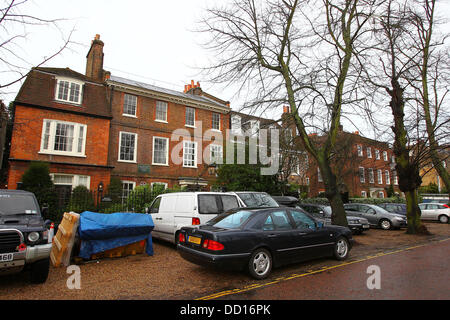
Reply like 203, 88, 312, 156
418, 203, 450, 224
344, 203, 407, 230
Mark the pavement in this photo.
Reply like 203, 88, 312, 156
197, 238, 450, 300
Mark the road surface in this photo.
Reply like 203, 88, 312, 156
197, 238, 450, 300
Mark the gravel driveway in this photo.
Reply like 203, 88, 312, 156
1, 222, 448, 300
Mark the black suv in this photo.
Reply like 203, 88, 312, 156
0, 190, 52, 283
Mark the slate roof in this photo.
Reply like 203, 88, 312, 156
108, 75, 230, 111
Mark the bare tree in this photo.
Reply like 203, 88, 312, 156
199, 0, 378, 227
362, 0, 438, 233
407, 0, 450, 199
0, 0, 74, 92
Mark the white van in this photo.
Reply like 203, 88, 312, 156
147, 192, 242, 243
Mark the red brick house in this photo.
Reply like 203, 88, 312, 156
105, 75, 231, 192
305, 127, 400, 198
7, 36, 113, 204
7, 34, 233, 203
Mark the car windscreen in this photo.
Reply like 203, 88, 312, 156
238, 193, 279, 207
0, 194, 39, 215
205, 210, 254, 229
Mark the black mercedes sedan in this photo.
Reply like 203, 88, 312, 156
177, 207, 353, 279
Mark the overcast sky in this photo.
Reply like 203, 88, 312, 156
2, 0, 448, 139
2, 0, 252, 113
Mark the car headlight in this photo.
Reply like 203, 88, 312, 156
27, 231, 40, 242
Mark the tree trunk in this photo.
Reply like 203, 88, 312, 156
388, 78, 429, 234
319, 160, 348, 227
405, 190, 430, 235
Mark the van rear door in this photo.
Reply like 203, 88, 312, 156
151, 195, 176, 242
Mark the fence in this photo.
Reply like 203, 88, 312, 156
51, 187, 164, 222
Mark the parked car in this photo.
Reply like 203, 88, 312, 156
297, 203, 370, 234
344, 203, 407, 230
147, 192, 242, 244
177, 207, 353, 279
230, 192, 280, 208
272, 196, 299, 207
418, 203, 450, 223
377, 203, 407, 216
0, 190, 52, 283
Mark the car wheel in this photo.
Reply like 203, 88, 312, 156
30, 258, 50, 284
248, 248, 272, 280
379, 219, 392, 230
438, 215, 449, 224
333, 237, 349, 260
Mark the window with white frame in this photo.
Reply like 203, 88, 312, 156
361, 191, 367, 198
212, 113, 220, 130
152, 137, 169, 165
183, 141, 197, 168
383, 151, 388, 161
209, 144, 223, 165
367, 147, 372, 158
123, 94, 137, 117
357, 145, 363, 157
375, 149, 380, 160
121, 181, 135, 199
55, 78, 84, 105
385, 170, 390, 185
317, 167, 323, 182
40, 120, 87, 157
155, 101, 168, 122
377, 169, 383, 184
118, 132, 137, 162
185, 107, 195, 127
51, 174, 90, 189
368, 168, 374, 183
359, 167, 365, 183
378, 191, 385, 198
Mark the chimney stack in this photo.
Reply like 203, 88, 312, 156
86, 34, 104, 82
283, 105, 290, 113
184, 80, 202, 95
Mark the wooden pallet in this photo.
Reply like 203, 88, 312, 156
89, 240, 146, 260
50, 212, 80, 267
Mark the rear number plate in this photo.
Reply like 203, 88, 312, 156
0, 253, 13, 262
188, 236, 201, 245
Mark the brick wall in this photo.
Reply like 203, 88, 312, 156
108, 90, 230, 188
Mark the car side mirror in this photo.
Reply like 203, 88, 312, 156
145, 207, 149, 214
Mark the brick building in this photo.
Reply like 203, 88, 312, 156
7, 35, 232, 203
105, 76, 231, 191
7, 36, 113, 205
305, 127, 400, 198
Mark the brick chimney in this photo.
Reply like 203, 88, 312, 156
184, 80, 202, 95
86, 34, 104, 82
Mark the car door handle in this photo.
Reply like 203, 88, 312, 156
297, 232, 307, 236
155, 217, 163, 220
267, 234, 278, 238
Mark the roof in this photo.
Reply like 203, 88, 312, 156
231, 110, 280, 128
107, 75, 231, 113
14, 68, 112, 119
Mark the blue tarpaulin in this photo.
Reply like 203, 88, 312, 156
78, 211, 154, 259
